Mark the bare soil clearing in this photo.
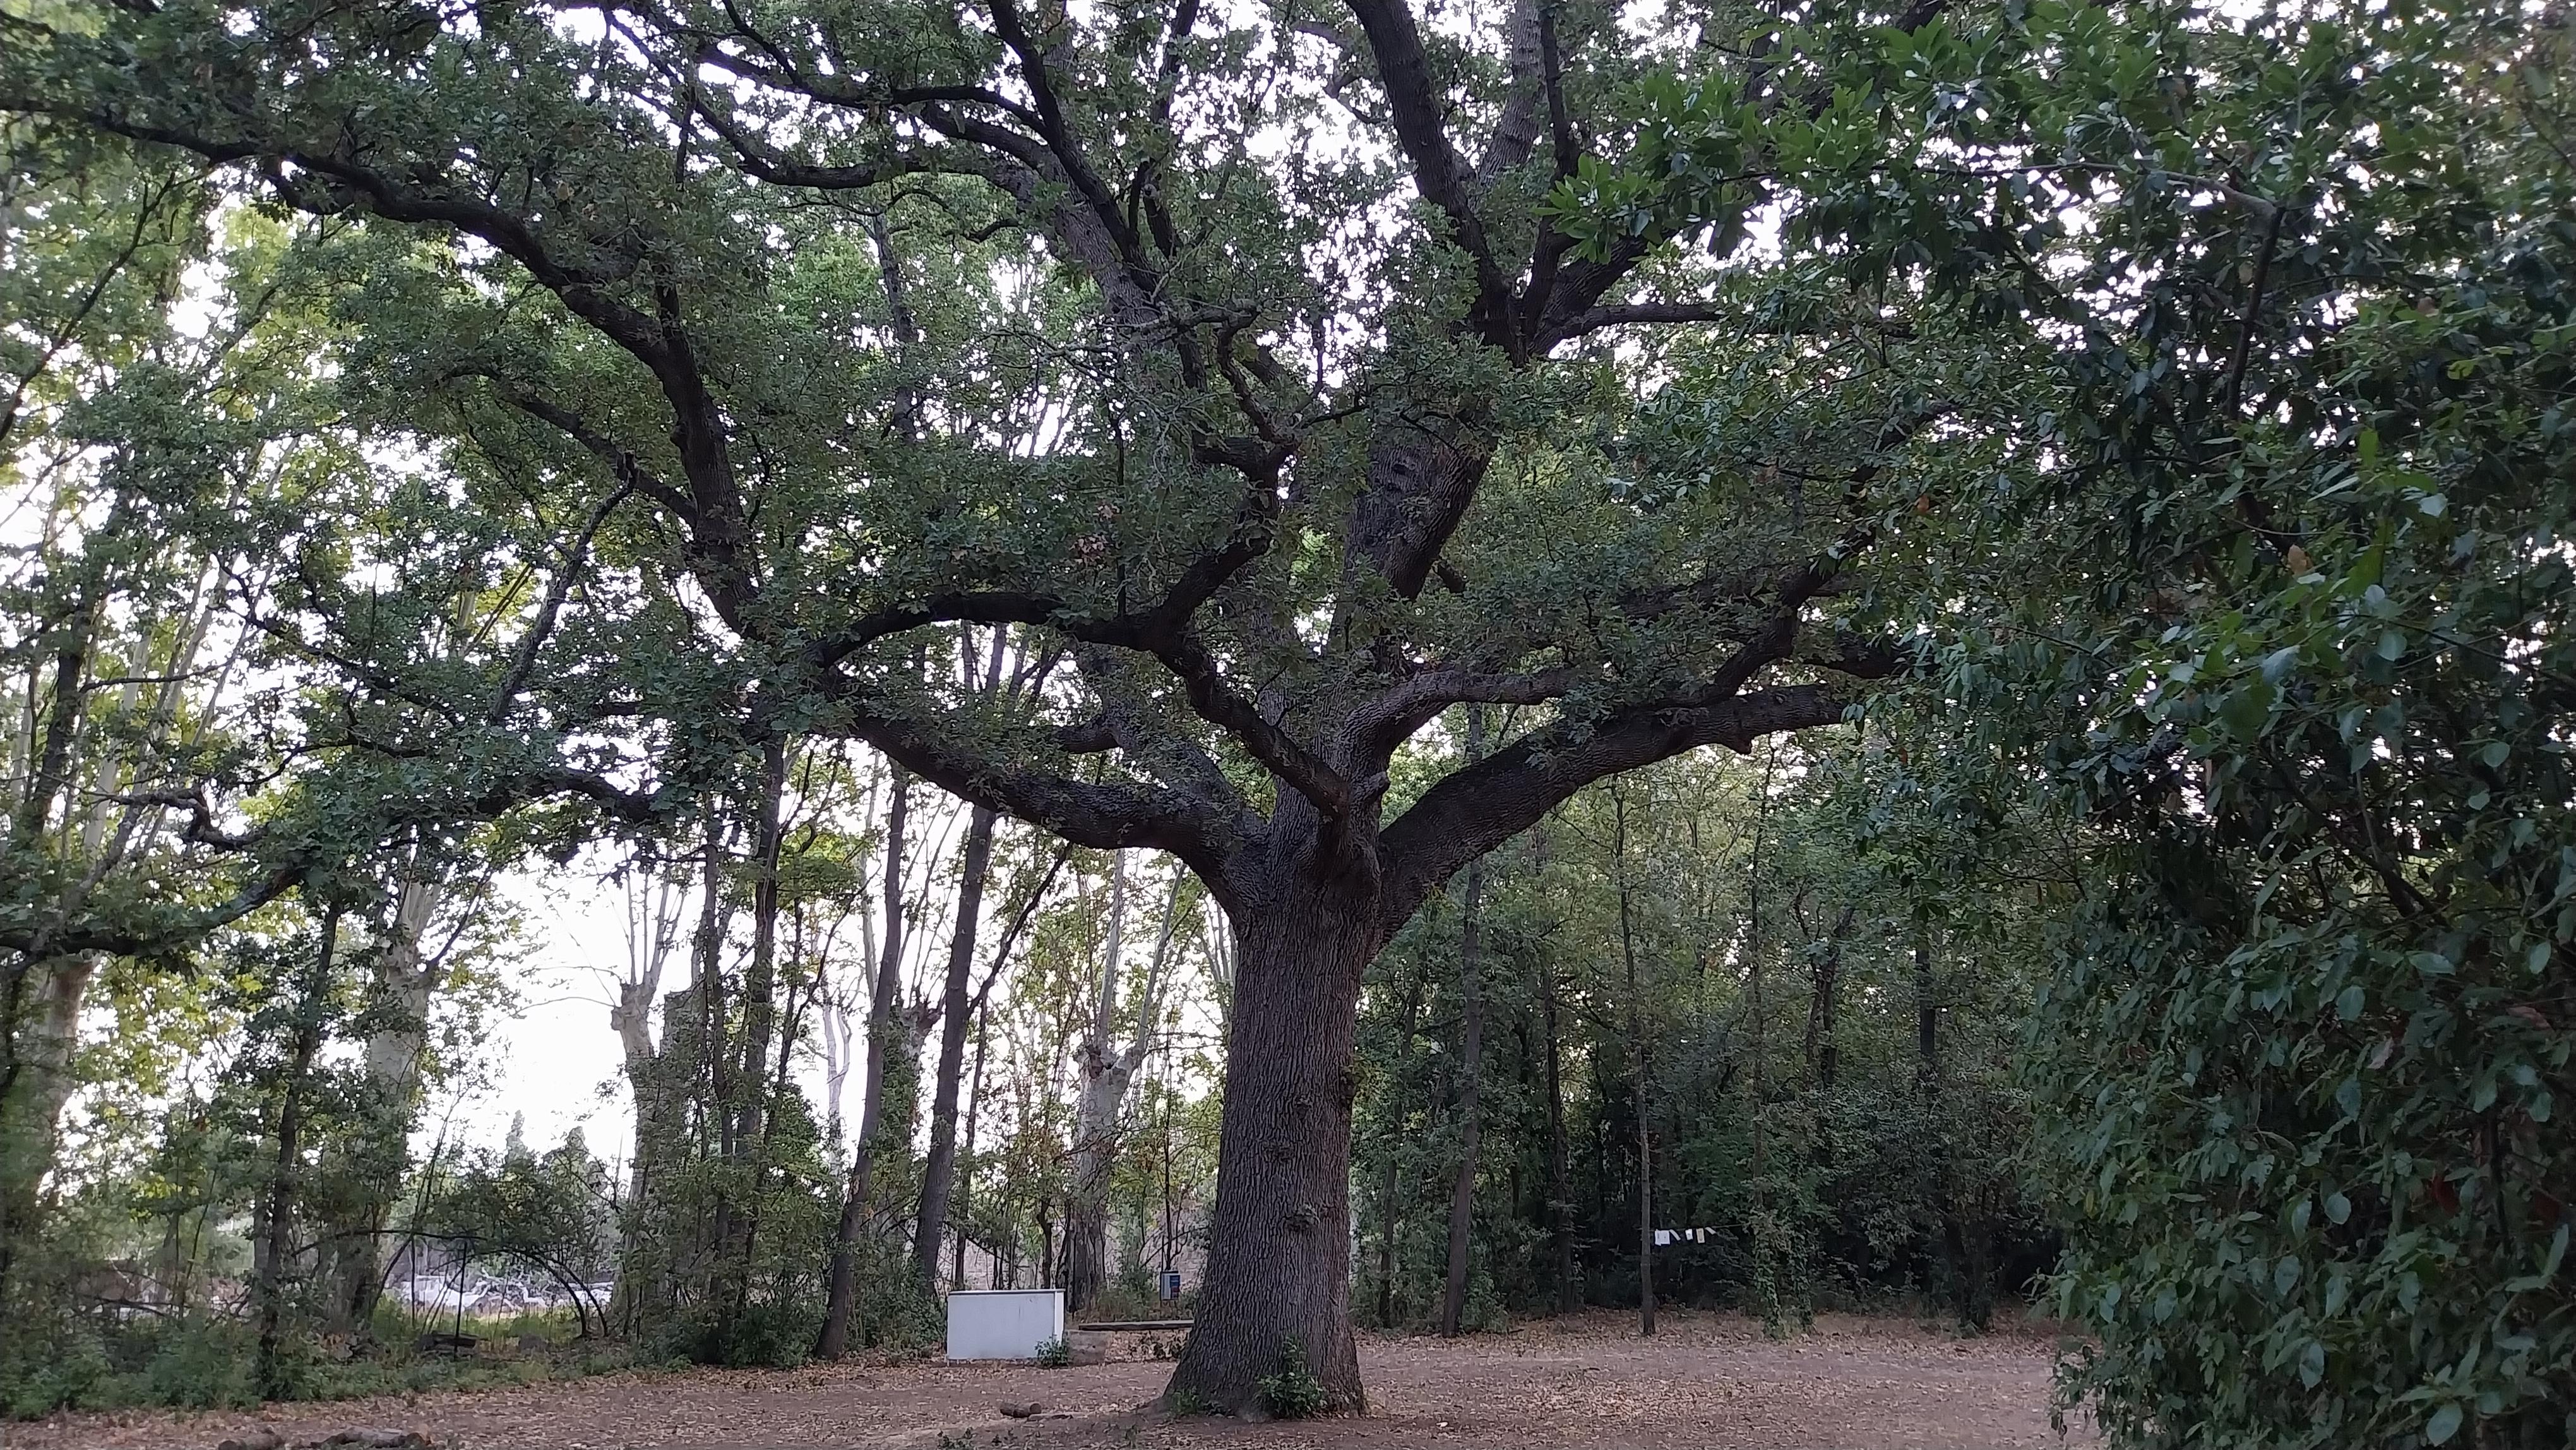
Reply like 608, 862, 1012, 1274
14, 1312, 2092, 1450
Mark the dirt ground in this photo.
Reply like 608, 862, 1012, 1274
9, 1312, 2095, 1450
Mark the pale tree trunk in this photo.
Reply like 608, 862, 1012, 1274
0, 950, 103, 1280
0, 570, 111, 1274
1438, 709, 1488, 1337
1063, 853, 1128, 1314
1067, 858, 1184, 1313
816, 764, 909, 1358
24, 955, 96, 1139
1200, 904, 1235, 1033
1165, 863, 1379, 1413
325, 873, 443, 1332
605, 871, 686, 1334
817, 993, 856, 1139
612, 872, 685, 1209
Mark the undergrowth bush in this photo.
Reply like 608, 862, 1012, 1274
1253, 1338, 1326, 1419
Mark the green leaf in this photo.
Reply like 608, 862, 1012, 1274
2426, 1403, 2463, 1446
2218, 680, 2276, 738
2325, 1191, 2351, 1225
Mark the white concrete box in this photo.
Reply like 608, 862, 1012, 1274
945, 1288, 1065, 1360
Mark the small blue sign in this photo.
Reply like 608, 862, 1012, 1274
1159, 1270, 1183, 1300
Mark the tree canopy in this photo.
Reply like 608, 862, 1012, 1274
1, 0, 2568, 1436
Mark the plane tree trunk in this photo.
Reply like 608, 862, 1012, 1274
325, 875, 443, 1333
1068, 857, 1185, 1313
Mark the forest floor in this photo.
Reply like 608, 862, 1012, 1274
11, 1311, 2093, 1450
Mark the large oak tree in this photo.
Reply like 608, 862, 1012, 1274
5, 0, 1941, 1408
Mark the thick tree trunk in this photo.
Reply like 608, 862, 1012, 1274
1164, 871, 1377, 1415
913, 802, 998, 1281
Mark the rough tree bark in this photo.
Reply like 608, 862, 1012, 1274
324, 873, 443, 1333
613, 873, 686, 1197
1167, 857, 1383, 1410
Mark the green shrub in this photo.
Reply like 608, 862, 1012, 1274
1166, 1385, 1211, 1417
138, 1319, 260, 1410
1032, 1334, 1071, 1369
1253, 1338, 1325, 1420
0, 1314, 111, 1419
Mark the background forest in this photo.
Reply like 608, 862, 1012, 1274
2, 0, 2571, 1444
